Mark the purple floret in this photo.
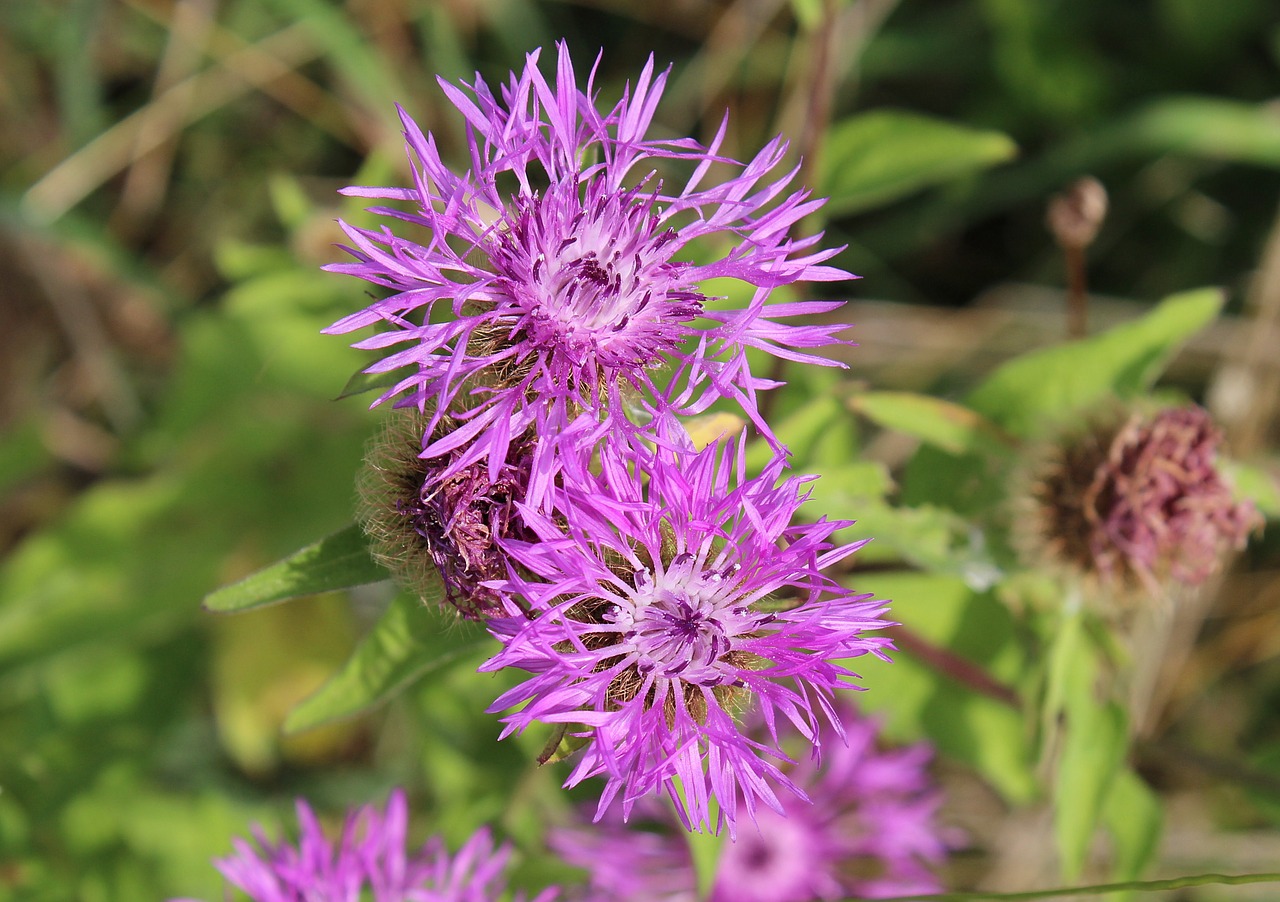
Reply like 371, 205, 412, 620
553, 703, 950, 902
325, 42, 852, 503
480, 423, 892, 835
182, 789, 556, 902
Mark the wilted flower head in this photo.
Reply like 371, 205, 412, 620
358, 411, 533, 618
179, 789, 556, 902
552, 703, 949, 901
1023, 403, 1259, 598
325, 42, 850, 502
480, 423, 892, 834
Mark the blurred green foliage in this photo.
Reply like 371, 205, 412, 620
2, 1, 1280, 899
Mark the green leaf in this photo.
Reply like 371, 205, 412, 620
821, 111, 1017, 215
1102, 769, 1163, 885
849, 390, 1015, 457
1124, 96, 1280, 168
1054, 637, 1128, 880
334, 364, 415, 401
967, 287, 1223, 438
1222, 459, 1280, 519
283, 584, 488, 733
203, 525, 388, 613
851, 574, 1035, 803
902, 288, 1224, 514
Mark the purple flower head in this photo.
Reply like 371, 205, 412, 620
358, 411, 534, 618
185, 789, 556, 902
480, 423, 892, 835
325, 42, 851, 502
1022, 403, 1260, 601
552, 702, 949, 901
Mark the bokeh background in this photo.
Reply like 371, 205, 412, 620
2, 1, 1280, 899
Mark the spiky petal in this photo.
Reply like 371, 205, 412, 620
480, 424, 891, 834
325, 42, 852, 501
552, 703, 950, 901
177, 790, 556, 902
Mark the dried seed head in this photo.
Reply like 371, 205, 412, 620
1047, 176, 1109, 250
357, 412, 532, 618
1020, 403, 1260, 602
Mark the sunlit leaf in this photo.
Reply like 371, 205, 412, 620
284, 584, 488, 733
1102, 768, 1163, 885
821, 111, 1017, 215
849, 390, 1015, 456
203, 525, 388, 613
967, 287, 1223, 438
1054, 637, 1128, 880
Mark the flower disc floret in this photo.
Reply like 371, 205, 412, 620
325, 43, 852, 500
480, 426, 892, 834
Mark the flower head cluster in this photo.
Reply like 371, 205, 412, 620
481, 431, 892, 834
1023, 403, 1259, 599
552, 703, 949, 901
330, 44, 888, 835
176, 790, 556, 902
326, 41, 850, 499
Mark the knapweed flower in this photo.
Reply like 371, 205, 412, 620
552, 703, 949, 901
325, 42, 850, 500
1021, 403, 1259, 599
480, 423, 892, 834
176, 789, 556, 902
358, 411, 533, 617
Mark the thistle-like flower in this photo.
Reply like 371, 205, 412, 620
175, 789, 556, 902
358, 411, 533, 617
480, 424, 892, 834
552, 703, 949, 901
325, 42, 850, 501
1022, 403, 1259, 599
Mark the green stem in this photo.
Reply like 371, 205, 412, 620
868, 871, 1280, 901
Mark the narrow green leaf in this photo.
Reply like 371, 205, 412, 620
1102, 769, 1163, 885
203, 525, 388, 613
283, 583, 488, 733
684, 806, 724, 898
849, 391, 1015, 456
335, 365, 414, 401
967, 287, 1223, 438
1054, 638, 1128, 880
1126, 96, 1280, 168
821, 111, 1017, 216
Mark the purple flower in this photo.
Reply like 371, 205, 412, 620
480, 425, 892, 835
179, 789, 556, 902
325, 42, 851, 501
1022, 403, 1260, 599
553, 703, 949, 901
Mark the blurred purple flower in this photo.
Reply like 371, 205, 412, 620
178, 789, 556, 902
553, 703, 949, 901
1085, 405, 1258, 593
325, 42, 851, 502
1024, 403, 1260, 599
480, 425, 892, 835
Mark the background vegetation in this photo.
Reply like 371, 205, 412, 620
2, 1, 1280, 899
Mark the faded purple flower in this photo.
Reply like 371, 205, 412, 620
553, 703, 949, 901
358, 411, 534, 618
1025, 404, 1259, 598
480, 423, 892, 835
179, 789, 556, 902
325, 42, 851, 503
